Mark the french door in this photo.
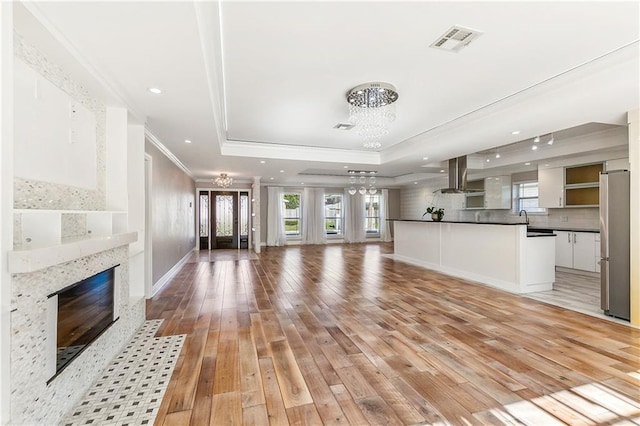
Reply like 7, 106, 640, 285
199, 190, 249, 250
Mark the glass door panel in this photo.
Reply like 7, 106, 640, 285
240, 192, 249, 249
212, 192, 238, 249
199, 191, 209, 250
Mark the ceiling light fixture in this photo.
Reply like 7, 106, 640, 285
512, 130, 520, 135
532, 145, 538, 151
213, 173, 233, 188
346, 82, 398, 150
495, 153, 501, 159
260, 160, 266, 164
525, 162, 531, 165
184, 139, 192, 144
533, 136, 540, 143
148, 87, 162, 94
547, 134, 554, 145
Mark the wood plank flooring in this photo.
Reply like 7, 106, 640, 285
148, 243, 640, 425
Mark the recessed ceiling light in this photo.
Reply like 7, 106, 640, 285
260, 160, 266, 164
532, 145, 538, 151
301, 182, 304, 185
440, 169, 445, 173
184, 139, 192, 144
414, 182, 418, 184
533, 136, 540, 143
423, 157, 429, 160
279, 170, 284, 173
512, 130, 520, 135
148, 87, 162, 94
544, 163, 550, 167
486, 158, 490, 162
269, 177, 274, 180
525, 162, 531, 165
343, 165, 349, 168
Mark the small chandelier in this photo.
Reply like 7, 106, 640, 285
347, 170, 377, 196
214, 173, 233, 188
347, 82, 398, 149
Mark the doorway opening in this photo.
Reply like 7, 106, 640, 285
199, 190, 249, 250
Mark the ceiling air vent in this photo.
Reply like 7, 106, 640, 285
334, 123, 354, 130
430, 25, 483, 52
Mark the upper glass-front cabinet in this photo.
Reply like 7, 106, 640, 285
564, 163, 603, 207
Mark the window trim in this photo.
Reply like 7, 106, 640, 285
283, 191, 302, 238
512, 180, 547, 215
364, 193, 381, 235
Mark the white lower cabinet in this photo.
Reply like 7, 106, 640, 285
554, 230, 598, 272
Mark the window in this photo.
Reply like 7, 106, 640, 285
365, 194, 380, 234
283, 193, 301, 236
324, 194, 342, 235
514, 181, 546, 213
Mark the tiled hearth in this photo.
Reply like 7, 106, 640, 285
62, 320, 185, 426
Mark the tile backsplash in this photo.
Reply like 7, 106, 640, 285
455, 207, 599, 230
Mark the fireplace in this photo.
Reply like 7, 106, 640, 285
46, 265, 120, 381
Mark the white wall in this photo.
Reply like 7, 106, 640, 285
13, 58, 97, 189
127, 125, 145, 298
105, 107, 128, 211
0, 3, 14, 423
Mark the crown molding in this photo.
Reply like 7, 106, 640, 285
145, 129, 194, 179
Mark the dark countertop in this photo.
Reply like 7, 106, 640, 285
526, 232, 556, 238
388, 219, 526, 226
527, 226, 599, 233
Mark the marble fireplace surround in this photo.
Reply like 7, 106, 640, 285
10, 237, 144, 425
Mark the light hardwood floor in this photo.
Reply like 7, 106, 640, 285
148, 243, 640, 425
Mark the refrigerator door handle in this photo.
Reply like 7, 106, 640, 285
599, 173, 609, 259
600, 258, 609, 311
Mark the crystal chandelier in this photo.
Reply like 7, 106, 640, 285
347, 82, 398, 149
347, 170, 377, 195
214, 173, 233, 188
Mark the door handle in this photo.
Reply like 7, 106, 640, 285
567, 233, 571, 243
573, 233, 576, 243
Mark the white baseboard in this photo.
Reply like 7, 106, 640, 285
151, 249, 193, 297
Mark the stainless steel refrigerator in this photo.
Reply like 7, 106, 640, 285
600, 170, 630, 320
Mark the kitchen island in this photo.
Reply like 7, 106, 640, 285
390, 220, 555, 294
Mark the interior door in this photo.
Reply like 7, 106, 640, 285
212, 191, 238, 249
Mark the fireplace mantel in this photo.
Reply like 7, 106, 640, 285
9, 232, 137, 274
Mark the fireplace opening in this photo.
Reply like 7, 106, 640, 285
48, 265, 119, 381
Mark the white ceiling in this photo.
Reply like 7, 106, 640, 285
16, 1, 640, 187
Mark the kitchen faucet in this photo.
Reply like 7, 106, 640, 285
518, 209, 529, 225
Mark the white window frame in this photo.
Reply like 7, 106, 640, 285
365, 193, 381, 235
324, 194, 343, 237
283, 192, 302, 238
513, 181, 547, 214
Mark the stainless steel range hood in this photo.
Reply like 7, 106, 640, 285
439, 156, 468, 194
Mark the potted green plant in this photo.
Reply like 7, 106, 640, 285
423, 207, 445, 222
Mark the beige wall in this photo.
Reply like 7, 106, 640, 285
145, 141, 196, 285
